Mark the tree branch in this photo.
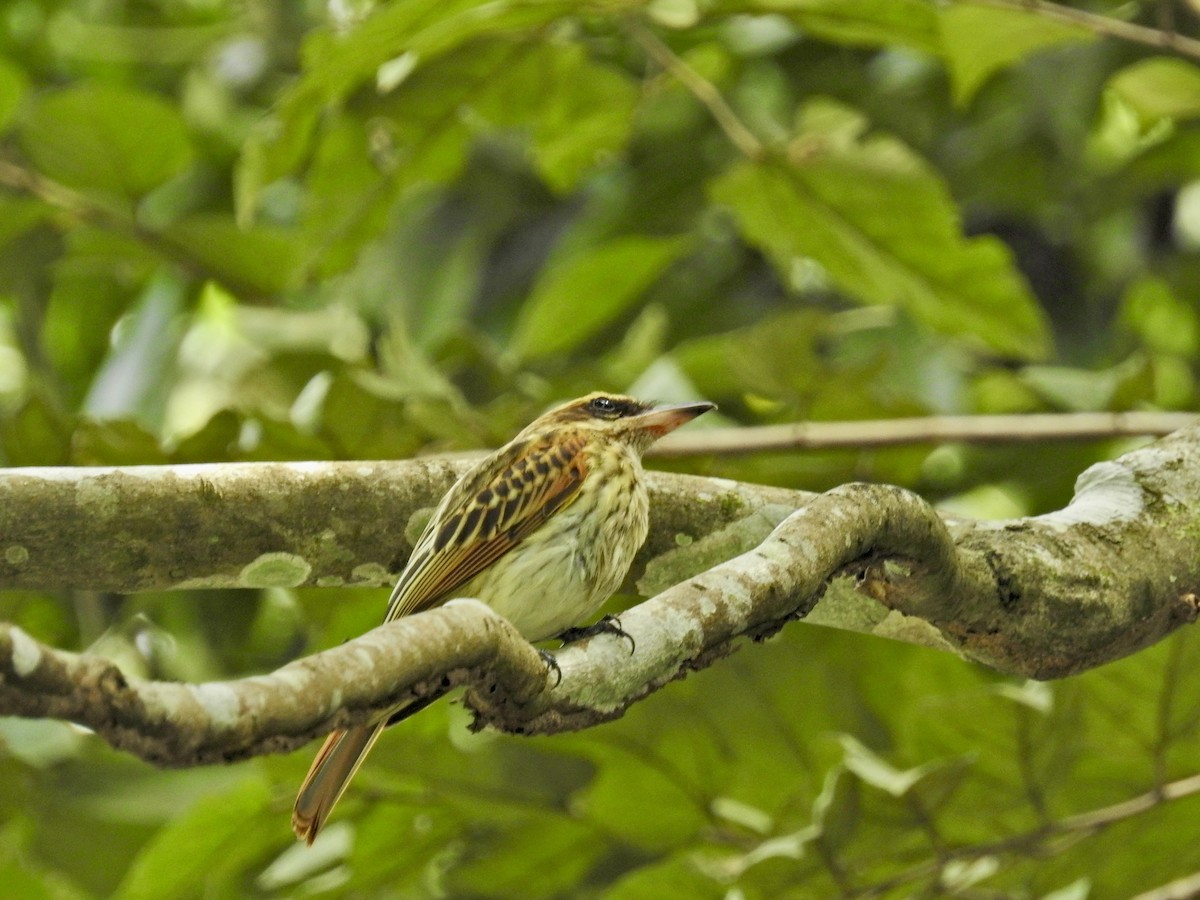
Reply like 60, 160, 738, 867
651, 411, 1198, 457
857, 771, 1200, 896
0, 461, 805, 593
626, 16, 766, 160
3, 425, 1200, 764
962, 0, 1200, 62
0, 155, 274, 300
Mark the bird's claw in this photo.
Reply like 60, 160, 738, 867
557, 614, 636, 655
539, 649, 563, 687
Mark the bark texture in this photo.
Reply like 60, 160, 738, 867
0, 461, 801, 593
1, 426, 1199, 765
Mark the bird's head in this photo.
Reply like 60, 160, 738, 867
532, 392, 716, 453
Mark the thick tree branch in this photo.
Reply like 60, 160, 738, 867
2, 426, 1200, 764
0, 461, 804, 593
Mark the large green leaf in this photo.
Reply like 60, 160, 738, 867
19, 84, 192, 200
714, 0, 939, 53
709, 101, 1050, 359
112, 777, 272, 900
1108, 57, 1200, 125
298, 0, 577, 102
446, 814, 604, 899
162, 215, 305, 296
237, 0, 579, 218
0, 197, 49, 253
293, 39, 637, 275
0, 55, 27, 133
511, 236, 687, 360
937, 3, 1093, 105
482, 41, 638, 193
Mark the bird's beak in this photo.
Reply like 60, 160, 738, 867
631, 400, 717, 437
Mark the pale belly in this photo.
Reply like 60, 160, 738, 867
457, 466, 649, 642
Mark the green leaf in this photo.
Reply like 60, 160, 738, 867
571, 741, 709, 853
938, 4, 1093, 105
238, 0, 579, 215
298, 0, 576, 103
70, 419, 168, 466
112, 777, 271, 900
1108, 57, 1200, 125
234, 86, 323, 227
709, 101, 1050, 359
0, 197, 49, 253
1, 395, 70, 466
39, 228, 161, 402
508, 43, 638, 192
1021, 355, 1152, 411
511, 236, 687, 360
716, 0, 939, 54
447, 815, 604, 899
0, 55, 27, 133
1118, 277, 1199, 357
162, 215, 304, 296
317, 373, 426, 459
0, 853, 88, 900
605, 852, 727, 900
20, 84, 192, 200
297, 39, 637, 274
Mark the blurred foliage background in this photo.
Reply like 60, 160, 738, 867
3, 0, 1200, 896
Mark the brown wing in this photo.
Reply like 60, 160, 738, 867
383, 431, 589, 622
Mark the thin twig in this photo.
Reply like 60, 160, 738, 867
856, 772, 1200, 896
1133, 869, 1200, 900
625, 16, 765, 160
650, 411, 1199, 457
962, 0, 1200, 61
0, 155, 273, 300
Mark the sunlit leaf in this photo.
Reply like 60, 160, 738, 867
512, 236, 687, 360
937, 3, 1093, 105
238, 0, 579, 214
709, 101, 1051, 359
162, 215, 305, 296
0, 197, 49, 254
714, 0, 939, 53
111, 777, 271, 900
20, 84, 192, 200
1118, 277, 1200, 357
0, 55, 27, 133
1109, 57, 1200, 125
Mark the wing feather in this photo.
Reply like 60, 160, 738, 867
383, 432, 588, 622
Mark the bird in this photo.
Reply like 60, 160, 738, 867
292, 391, 715, 843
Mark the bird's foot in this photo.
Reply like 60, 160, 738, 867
538, 649, 563, 687
557, 615, 635, 655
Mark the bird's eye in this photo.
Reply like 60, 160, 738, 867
588, 396, 619, 417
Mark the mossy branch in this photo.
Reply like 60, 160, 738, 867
2, 426, 1200, 763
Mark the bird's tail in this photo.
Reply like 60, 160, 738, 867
292, 721, 386, 845
292, 691, 450, 844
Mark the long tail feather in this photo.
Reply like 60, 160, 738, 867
292, 721, 386, 845
292, 689, 452, 844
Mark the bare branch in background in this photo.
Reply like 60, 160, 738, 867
651, 412, 1199, 457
